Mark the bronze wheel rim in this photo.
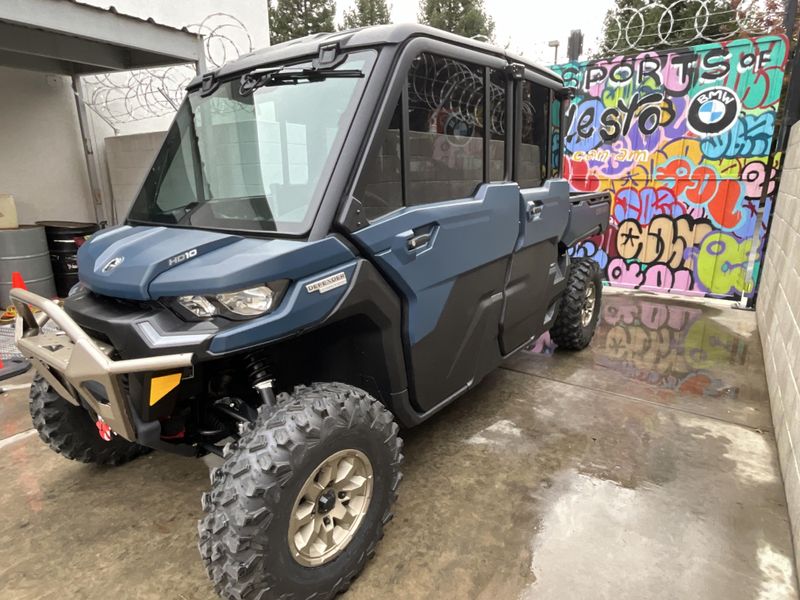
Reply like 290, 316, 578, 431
581, 284, 596, 327
288, 449, 374, 567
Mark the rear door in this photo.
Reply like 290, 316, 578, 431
500, 76, 570, 353
348, 46, 517, 412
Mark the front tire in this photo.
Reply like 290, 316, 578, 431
198, 382, 403, 600
29, 374, 150, 465
550, 257, 602, 351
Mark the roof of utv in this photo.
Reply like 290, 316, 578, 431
194, 23, 562, 87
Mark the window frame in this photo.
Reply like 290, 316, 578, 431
515, 74, 558, 190
404, 52, 490, 207
346, 40, 509, 224
345, 42, 564, 228
487, 66, 512, 183
512, 67, 568, 189
549, 89, 564, 178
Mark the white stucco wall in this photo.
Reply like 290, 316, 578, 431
0, 67, 94, 224
0, 1, 269, 227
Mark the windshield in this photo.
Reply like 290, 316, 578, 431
128, 51, 376, 234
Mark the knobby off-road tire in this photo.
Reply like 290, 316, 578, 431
199, 382, 403, 600
29, 374, 150, 465
550, 257, 603, 351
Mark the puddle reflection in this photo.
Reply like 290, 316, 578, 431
528, 293, 746, 398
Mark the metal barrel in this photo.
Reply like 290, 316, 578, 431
0, 225, 56, 308
36, 221, 99, 298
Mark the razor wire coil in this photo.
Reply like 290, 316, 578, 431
602, 0, 783, 54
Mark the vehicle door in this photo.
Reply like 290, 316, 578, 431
346, 44, 517, 413
499, 75, 570, 354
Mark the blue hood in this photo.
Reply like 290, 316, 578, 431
78, 226, 355, 300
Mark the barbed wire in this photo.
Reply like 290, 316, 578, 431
409, 55, 514, 137
602, 0, 782, 54
82, 13, 254, 125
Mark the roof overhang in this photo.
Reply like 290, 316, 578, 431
0, 0, 205, 75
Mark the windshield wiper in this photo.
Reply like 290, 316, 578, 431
239, 66, 364, 95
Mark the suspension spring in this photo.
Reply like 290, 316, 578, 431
244, 350, 276, 407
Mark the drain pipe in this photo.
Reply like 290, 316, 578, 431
71, 74, 107, 226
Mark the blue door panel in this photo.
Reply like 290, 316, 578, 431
353, 183, 520, 410
355, 183, 520, 342
500, 179, 571, 352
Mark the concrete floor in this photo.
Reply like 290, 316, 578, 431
0, 289, 797, 599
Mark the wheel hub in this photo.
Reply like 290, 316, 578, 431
317, 489, 336, 514
287, 449, 374, 567
581, 284, 596, 327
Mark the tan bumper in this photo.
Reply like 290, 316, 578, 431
11, 288, 192, 442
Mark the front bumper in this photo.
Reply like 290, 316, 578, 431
11, 288, 192, 441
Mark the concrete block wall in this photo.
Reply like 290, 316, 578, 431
105, 132, 166, 220
758, 119, 800, 575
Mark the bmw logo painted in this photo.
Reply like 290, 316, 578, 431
687, 86, 740, 136
102, 256, 125, 272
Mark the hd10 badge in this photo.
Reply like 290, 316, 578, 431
686, 86, 740, 136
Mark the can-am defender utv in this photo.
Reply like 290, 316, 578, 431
12, 24, 610, 600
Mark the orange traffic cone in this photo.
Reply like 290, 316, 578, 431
4, 272, 26, 321
11, 272, 26, 290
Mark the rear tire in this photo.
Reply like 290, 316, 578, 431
550, 257, 602, 351
198, 382, 403, 600
29, 374, 150, 465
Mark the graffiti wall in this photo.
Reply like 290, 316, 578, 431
552, 35, 789, 298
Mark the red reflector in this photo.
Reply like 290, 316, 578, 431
95, 418, 112, 442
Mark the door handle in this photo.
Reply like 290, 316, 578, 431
527, 200, 543, 222
407, 232, 432, 250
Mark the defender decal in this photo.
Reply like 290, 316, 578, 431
306, 271, 347, 294
168, 248, 198, 267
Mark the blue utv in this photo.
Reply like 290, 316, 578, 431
12, 24, 610, 600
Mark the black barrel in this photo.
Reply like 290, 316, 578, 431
36, 221, 100, 297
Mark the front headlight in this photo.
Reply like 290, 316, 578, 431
216, 286, 274, 316
173, 281, 287, 320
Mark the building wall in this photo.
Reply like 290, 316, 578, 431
757, 119, 800, 578
0, 67, 94, 224
105, 132, 166, 218
75, 0, 270, 223
552, 35, 789, 299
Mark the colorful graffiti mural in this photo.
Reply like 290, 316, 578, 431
552, 35, 788, 298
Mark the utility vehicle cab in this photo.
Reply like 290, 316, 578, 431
12, 24, 609, 600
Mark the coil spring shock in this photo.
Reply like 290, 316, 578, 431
244, 350, 276, 407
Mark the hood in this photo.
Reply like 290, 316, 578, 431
78, 226, 355, 301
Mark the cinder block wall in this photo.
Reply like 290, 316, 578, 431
758, 120, 800, 574
105, 132, 166, 220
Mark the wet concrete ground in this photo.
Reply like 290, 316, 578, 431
0, 289, 796, 599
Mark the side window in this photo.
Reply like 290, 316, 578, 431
550, 94, 562, 178
354, 96, 403, 221
407, 53, 485, 205
519, 80, 550, 188
489, 69, 507, 181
